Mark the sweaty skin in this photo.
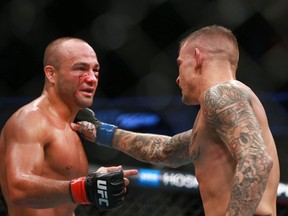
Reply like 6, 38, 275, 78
72, 26, 280, 216
109, 82, 279, 216
74, 81, 279, 216
0, 38, 137, 216
0, 101, 89, 216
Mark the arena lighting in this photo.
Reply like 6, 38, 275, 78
115, 112, 161, 129
277, 183, 288, 204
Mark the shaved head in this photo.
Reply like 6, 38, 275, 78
180, 25, 239, 68
43, 37, 90, 69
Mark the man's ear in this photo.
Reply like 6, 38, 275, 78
44, 65, 56, 83
194, 48, 203, 71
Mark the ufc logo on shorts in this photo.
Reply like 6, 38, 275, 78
97, 180, 109, 206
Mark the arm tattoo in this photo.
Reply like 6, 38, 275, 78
113, 130, 192, 167
202, 84, 273, 215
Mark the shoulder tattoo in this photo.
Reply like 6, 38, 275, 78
202, 83, 273, 214
201, 83, 264, 158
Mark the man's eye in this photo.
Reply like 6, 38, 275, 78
95, 72, 99, 79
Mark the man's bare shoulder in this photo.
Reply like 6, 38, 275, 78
8, 104, 44, 124
2, 101, 51, 142
202, 81, 252, 107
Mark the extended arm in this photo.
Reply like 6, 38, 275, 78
72, 108, 193, 168
112, 128, 192, 168
202, 84, 273, 216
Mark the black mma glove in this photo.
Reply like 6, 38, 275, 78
75, 108, 117, 148
70, 169, 125, 209
74, 108, 100, 125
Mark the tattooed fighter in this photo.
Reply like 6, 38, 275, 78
72, 25, 280, 216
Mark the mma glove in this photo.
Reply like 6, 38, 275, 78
75, 108, 117, 148
70, 169, 125, 209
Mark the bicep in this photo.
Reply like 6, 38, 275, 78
4, 120, 46, 178
202, 85, 266, 161
213, 101, 264, 161
6, 140, 45, 176
170, 129, 192, 153
114, 129, 192, 167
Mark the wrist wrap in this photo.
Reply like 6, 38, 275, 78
96, 123, 117, 148
70, 177, 90, 204
69, 170, 125, 210
75, 108, 117, 148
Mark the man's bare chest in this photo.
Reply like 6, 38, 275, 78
189, 112, 204, 162
189, 111, 233, 170
44, 128, 89, 178
189, 112, 221, 162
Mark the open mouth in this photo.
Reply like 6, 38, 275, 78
81, 88, 94, 97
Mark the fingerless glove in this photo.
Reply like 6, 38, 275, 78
70, 170, 125, 209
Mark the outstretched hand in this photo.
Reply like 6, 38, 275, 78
70, 121, 97, 143
72, 108, 117, 148
96, 165, 138, 192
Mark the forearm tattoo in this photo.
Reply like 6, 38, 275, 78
113, 130, 192, 167
78, 121, 96, 143
202, 84, 273, 215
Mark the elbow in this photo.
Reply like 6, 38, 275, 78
265, 153, 273, 174
257, 151, 273, 181
8, 189, 26, 206
6, 178, 29, 206
7, 192, 25, 207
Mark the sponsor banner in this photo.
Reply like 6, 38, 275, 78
131, 168, 288, 203
133, 168, 199, 192
89, 165, 288, 203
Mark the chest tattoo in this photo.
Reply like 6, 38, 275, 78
190, 131, 201, 161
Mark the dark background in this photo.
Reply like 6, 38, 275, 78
1, 0, 288, 98
0, 0, 288, 215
